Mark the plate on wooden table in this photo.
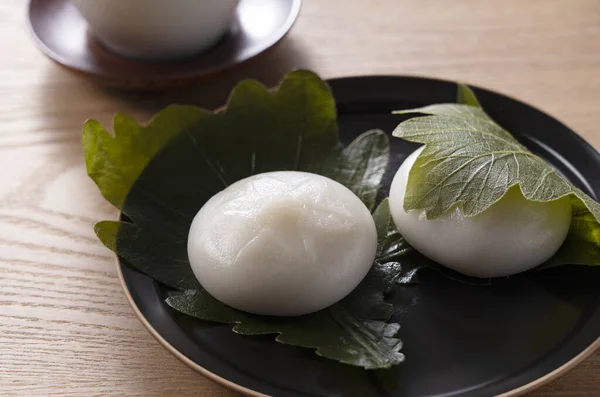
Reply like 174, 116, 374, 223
115, 75, 600, 397
26, 0, 302, 91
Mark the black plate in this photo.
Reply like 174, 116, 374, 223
119, 76, 600, 397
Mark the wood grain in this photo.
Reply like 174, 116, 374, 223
1, 0, 600, 395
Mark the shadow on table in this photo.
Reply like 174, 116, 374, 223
43, 36, 313, 116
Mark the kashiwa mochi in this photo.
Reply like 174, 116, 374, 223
389, 147, 572, 278
187, 171, 378, 316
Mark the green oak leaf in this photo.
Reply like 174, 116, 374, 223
538, 204, 600, 269
84, 70, 418, 368
91, 128, 389, 290
83, 69, 341, 215
94, 220, 200, 290
392, 84, 600, 268
166, 200, 417, 369
85, 70, 391, 290
320, 130, 390, 211
372, 197, 422, 284
168, 288, 403, 369
456, 83, 483, 109
83, 106, 209, 211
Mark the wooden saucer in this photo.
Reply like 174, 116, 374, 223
27, 0, 302, 91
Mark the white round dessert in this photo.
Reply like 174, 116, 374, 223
187, 171, 378, 316
389, 147, 572, 278
71, 0, 239, 61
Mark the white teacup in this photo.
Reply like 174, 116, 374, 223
71, 0, 240, 62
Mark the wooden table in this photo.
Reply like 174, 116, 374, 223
2, 0, 599, 395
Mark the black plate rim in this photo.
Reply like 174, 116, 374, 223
114, 255, 270, 397
114, 74, 600, 397
115, 258, 600, 397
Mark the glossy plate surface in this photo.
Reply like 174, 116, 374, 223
27, 0, 301, 90
119, 76, 600, 397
